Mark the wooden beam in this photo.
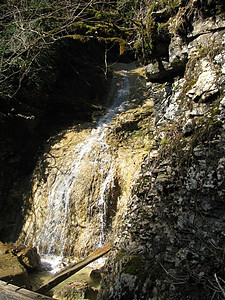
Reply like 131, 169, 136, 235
0, 280, 57, 299
36, 242, 111, 295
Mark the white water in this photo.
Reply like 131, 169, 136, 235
31, 71, 130, 258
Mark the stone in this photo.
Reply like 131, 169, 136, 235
189, 107, 205, 116
188, 17, 225, 39
182, 119, 194, 135
54, 280, 98, 300
98, 7, 225, 300
146, 61, 161, 82
164, 102, 180, 121
17, 65, 151, 257
155, 174, 169, 183
0, 2, 225, 300
169, 35, 188, 70
17, 246, 40, 271
0, 242, 30, 289
89, 269, 102, 280
186, 59, 218, 102
220, 96, 225, 108
146, 58, 187, 82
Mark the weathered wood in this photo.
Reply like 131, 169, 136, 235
36, 242, 111, 295
0, 280, 56, 299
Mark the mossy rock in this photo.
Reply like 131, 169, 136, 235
120, 255, 148, 284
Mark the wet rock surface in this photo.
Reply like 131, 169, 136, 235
18, 64, 151, 257
17, 246, 41, 271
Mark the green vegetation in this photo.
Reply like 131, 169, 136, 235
116, 250, 126, 262
1, 0, 223, 106
0, 0, 185, 103
123, 255, 147, 283
0, 0, 129, 103
157, 98, 223, 173
124, 256, 143, 275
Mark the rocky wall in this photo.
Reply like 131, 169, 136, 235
98, 11, 225, 300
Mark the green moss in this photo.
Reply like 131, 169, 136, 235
145, 145, 152, 152
212, 108, 221, 115
69, 21, 118, 38
183, 78, 197, 92
157, 22, 169, 36
124, 256, 142, 274
123, 256, 146, 282
94, 10, 118, 21
132, 129, 144, 137
133, 40, 142, 51
116, 250, 126, 262
160, 138, 170, 145
57, 34, 90, 43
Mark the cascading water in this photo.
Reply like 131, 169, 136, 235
23, 70, 130, 259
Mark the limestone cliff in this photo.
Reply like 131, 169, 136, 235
98, 4, 225, 300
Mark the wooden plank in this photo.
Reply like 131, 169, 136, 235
0, 280, 56, 299
36, 242, 111, 295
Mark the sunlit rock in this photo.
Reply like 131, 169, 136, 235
169, 35, 188, 69
18, 64, 153, 258
186, 59, 218, 102
54, 280, 98, 300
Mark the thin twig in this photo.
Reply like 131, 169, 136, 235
214, 273, 225, 298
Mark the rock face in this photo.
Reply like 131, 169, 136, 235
18, 64, 152, 257
98, 9, 225, 300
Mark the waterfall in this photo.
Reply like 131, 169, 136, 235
24, 71, 130, 257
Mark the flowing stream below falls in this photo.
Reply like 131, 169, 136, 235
18, 63, 149, 285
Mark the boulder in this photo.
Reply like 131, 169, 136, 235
54, 280, 98, 300
0, 242, 30, 288
188, 16, 225, 39
89, 268, 102, 280
146, 56, 187, 82
16, 246, 41, 271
